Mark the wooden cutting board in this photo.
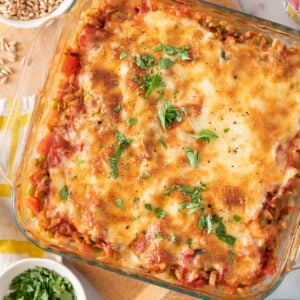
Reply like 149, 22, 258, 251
72, 1, 238, 300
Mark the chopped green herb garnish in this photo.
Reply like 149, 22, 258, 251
59, 186, 69, 202
77, 159, 85, 166
119, 51, 128, 60
113, 243, 121, 250
114, 103, 122, 113
158, 101, 182, 132
187, 238, 193, 246
158, 137, 167, 149
169, 233, 177, 243
224, 128, 230, 133
133, 197, 140, 203
233, 215, 241, 222
132, 215, 141, 221
155, 44, 191, 61
132, 75, 142, 84
144, 203, 153, 211
193, 129, 219, 143
182, 107, 189, 115
229, 250, 235, 265
164, 186, 175, 195
135, 53, 154, 70
127, 118, 138, 127
109, 131, 132, 178
158, 57, 175, 69
155, 233, 163, 241
4, 266, 76, 300
154, 208, 167, 219
115, 199, 125, 210
169, 183, 207, 215
157, 90, 165, 101
199, 214, 236, 245
184, 147, 199, 168
142, 73, 165, 98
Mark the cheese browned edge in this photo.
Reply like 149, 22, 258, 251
25, 0, 300, 296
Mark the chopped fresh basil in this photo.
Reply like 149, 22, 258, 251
119, 51, 128, 60
154, 208, 167, 219
158, 137, 167, 149
224, 128, 230, 133
132, 75, 142, 84
199, 214, 236, 246
187, 238, 193, 246
158, 101, 182, 132
184, 147, 199, 168
3, 266, 75, 300
132, 215, 141, 221
133, 197, 140, 203
155, 233, 163, 241
135, 53, 154, 70
158, 57, 175, 69
144, 203, 152, 211
193, 129, 219, 143
113, 243, 121, 250
115, 199, 125, 210
155, 44, 191, 61
229, 250, 235, 265
164, 186, 175, 195
77, 159, 85, 166
142, 73, 165, 98
157, 90, 165, 101
233, 215, 241, 222
109, 131, 132, 178
114, 103, 122, 113
169, 233, 177, 243
59, 186, 69, 202
127, 118, 138, 127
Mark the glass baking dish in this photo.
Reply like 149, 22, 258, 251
0, 0, 299, 299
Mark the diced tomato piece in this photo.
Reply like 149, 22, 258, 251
78, 26, 97, 48
37, 133, 55, 155
62, 53, 81, 77
27, 197, 41, 216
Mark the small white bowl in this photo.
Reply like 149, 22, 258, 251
0, 0, 76, 28
0, 258, 87, 300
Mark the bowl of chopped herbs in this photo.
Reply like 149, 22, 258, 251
0, 258, 86, 300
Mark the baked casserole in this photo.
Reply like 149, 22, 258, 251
22, 0, 300, 296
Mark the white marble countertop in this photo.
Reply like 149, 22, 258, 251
232, 0, 300, 30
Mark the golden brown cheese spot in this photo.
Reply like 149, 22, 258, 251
221, 186, 245, 207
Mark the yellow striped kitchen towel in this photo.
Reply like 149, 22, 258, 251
0, 95, 59, 270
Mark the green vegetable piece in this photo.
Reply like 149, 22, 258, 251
109, 131, 132, 178
133, 197, 140, 203
184, 147, 199, 168
114, 103, 122, 113
59, 186, 69, 202
135, 53, 154, 70
155, 233, 163, 241
115, 199, 125, 210
229, 250, 235, 265
158, 101, 182, 132
224, 128, 230, 133
154, 207, 167, 219
158, 57, 175, 69
193, 129, 219, 143
113, 243, 121, 250
233, 215, 241, 222
169, 233, 177, 243
127, 118, 138, 127
142, 73, 165, 98
155, 44, 191, 61
144, 203, 152, 211
158, 137, 167, 149
119, 51, 128, 60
